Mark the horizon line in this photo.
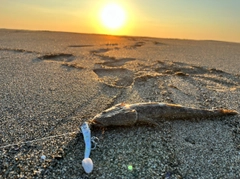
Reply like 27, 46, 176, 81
1, 28, 240, 44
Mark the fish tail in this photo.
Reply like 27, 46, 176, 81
164, 106, 238, 120
218, 109, 238, 115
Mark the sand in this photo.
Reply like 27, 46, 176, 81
0, 29, 240, 178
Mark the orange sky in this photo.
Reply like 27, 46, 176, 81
1, 0, 240, 42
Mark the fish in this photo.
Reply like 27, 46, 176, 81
87, 102, 238, 128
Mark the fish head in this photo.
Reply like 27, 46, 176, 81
89, 104, 137, 127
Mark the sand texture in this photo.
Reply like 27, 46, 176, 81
0, 29, 240, 178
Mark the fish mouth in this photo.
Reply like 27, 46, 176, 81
90, 119, 104, 128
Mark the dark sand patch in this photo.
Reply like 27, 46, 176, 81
61, 62, 84, 70
68, 45, 94, 48
153, 41, 166, 45
0, 47, 36, 54
105, 43, 118, 46
94, 54, 116, 61
37, 53, 75, 62
125, 41, 146, 49
90, 48, 111, 54
134, 41, 145, 47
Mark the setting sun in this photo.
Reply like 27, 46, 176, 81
100, 3, 126, 30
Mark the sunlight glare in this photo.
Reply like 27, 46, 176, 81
100, 3, 126, 29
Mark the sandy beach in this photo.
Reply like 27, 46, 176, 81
0, 29, 240, 178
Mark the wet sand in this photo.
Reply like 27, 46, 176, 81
0, 29, 240, 178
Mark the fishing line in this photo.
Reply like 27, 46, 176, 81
0, 131, 78, 149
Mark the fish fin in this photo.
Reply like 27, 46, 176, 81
138, 117, 159, 127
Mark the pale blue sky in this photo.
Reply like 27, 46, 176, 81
1, 0, 240, 42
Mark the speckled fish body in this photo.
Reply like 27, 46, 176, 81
88, 102, 238, 128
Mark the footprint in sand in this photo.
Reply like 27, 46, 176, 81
0, 47, 36, 54
123, 60, 240, 104
133, 41, 145, 48
93, 68, 134, 88
91, 47, 136, 87
34, 53, 82, 70
151, 60, 240, 106
37, 53, 75, 62
90, 48, 111, 54
105, 43, 118, 46
101, 58, 136, 67
96, 55, 136, 67
61, 62, 84, 71
124, 41, 146, 49
68, 45, 94, 48
153, 41, 166, 46
155, 60, 239, 85
156, 61, 212, 76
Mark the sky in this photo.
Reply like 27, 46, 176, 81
1, 0, 240, 42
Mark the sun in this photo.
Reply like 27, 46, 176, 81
100, 3, 126, 30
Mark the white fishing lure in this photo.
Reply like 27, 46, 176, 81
80, 122, 93, 174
